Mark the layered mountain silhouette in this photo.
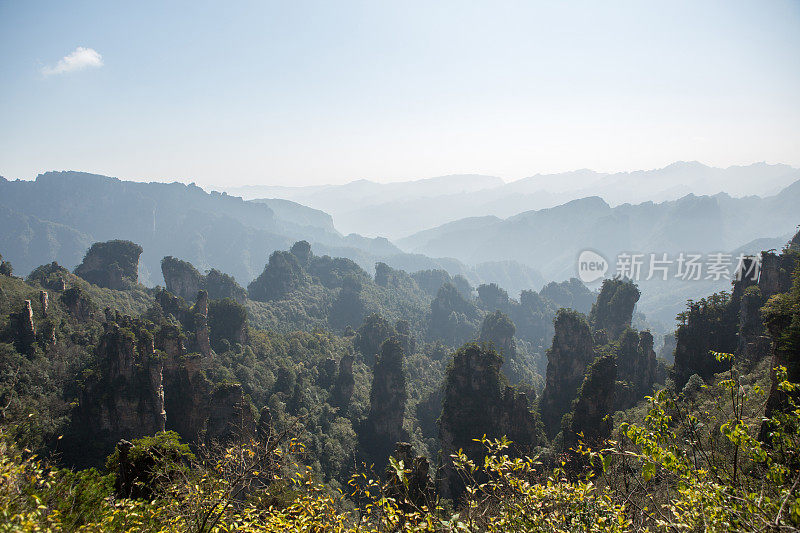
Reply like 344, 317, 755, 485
224, 162, 800, 238
0, 171, 544, 293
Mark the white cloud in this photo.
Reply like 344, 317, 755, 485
42, 47, 103, 76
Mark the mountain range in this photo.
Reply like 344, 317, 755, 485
223, 162, 800, 239
2, 165, 798, 326
0, 171, 543, 293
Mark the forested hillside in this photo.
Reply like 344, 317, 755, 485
1, 227, 798, 530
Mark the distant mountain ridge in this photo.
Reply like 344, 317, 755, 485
400, 183, 800, 275
222, 162, 800, 238
0, 171, 547, 295
397, 181, 800, 324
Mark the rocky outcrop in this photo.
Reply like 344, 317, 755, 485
479, 310, 524, 384
332, 354, 355, 409
429, 283, 481, 346
759, 233, 800, 441
161, 257, 203, 301
10, 300, 36, 352
192, 291, 212, 357
208, 297, 248, 349
60, 286, 95, 322
613, 329, 659, 411
354, 314, 395, 365
153, 287, 244, 355
76, 320, 166, 450
205, 269, 247, 303
673, 292, 739, 390
289, 240, 312, 266
74, 240, 143, 289
589, 278, 640, 339
206, 384, 255, 444
360, 338, 408, 470
658, 332, 676, 363
39, 290, 48, 317
384, 442, 434, 512
758, 251, 796, 300
27, 262, 71, 292
479, 311, 516, 360
539, 309, 596, 439
477, 283, 510, 311
0, 253, 12, 276
247, 250, 307, 301
161, 257, 247, 304
565, 353, 616, 451
736, 285, 771, 362
163, 351, 211, 443
438, 343, 544, 501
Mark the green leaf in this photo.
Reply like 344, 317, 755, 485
642, 462, 656, 482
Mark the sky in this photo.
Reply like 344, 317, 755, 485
1, 0, 799, 187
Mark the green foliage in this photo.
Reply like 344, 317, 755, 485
599, 359, 800, 530
429, 282, 482, 345
763, 262, 800, 365
354, 313, 394, 364
105, 431, 195, 499
673, 291, 739, 389
540, 277, 596, 315
247, 250, 308, 302
0, 255, 13, 276
589, 278, 640, 339
208, 297, 247, 348
74, 240, 143, 289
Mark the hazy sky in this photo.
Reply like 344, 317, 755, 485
1, 0, 799, 187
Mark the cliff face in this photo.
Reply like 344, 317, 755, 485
60, 287, 95, 322
759, 232, 800, 439
614, 329, 659, 411
76, 320, 166, 455
539, 309, 596, 439
758, 251, 796, 299
74, 240, 143, 289
10, 300, 36, 352
206, 384, 256, 444
158, 323, 212, 442
161, 257, 203, 302
384, 442, 434, 512
736, 285, 771, 362
589, 278, 640, 339
479, 310, 530, 386
66, 283, 258, 463
354, 313, 394, 365
154, 288, 245, 354
438, 343, 543, 501
672, 241, 798, 391
565, 353, 616, 450
161, 256, 247, 304
479, 310, 516, 360
673, 291, 739, 390
208, 298, 248, 349
658, 332, 676, 364
332, 354, 355, 409
360, 338, 408, 470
